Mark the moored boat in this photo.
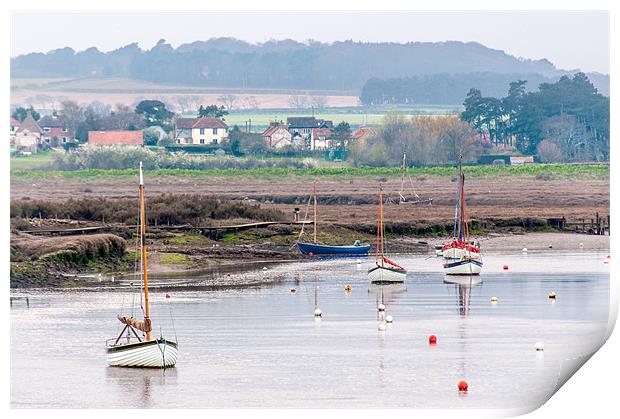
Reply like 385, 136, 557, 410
105, 163, 178, 368
443, 158, 483, 275
368, 187, 407, 284
296, 181, 370, 256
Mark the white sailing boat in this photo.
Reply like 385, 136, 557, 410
397, 153, 433, 205
443, 159, 483, 276
105, 163, 178, 368
368, 187, 407, 284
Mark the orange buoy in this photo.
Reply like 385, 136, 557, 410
458, 381, 468, 391
344, 284, 352, 292
502, 264, 509, 270
429, 335, 437, 344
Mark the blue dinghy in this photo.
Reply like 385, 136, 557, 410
297, 241, 370, 256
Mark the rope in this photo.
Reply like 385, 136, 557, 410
293, 194, 312, 247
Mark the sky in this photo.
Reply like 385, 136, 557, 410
10, 10, 610, 74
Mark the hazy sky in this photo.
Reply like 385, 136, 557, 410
11, 10, 610, 74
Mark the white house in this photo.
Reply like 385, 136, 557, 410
174, 117, 229, 145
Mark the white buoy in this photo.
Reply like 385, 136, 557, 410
314, 308, 322, 317
535, 342, 545, 351
490, 296, 498, 303
378, 323, 386, 331
579, 243, 584, 248
385, 315, 394, 323
262, 266, 268, 271
377, 303, 386, 312
522, 247, 528, 253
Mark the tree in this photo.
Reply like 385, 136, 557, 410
143, 128, 161, 146
135, 99, 174, 130
12, 106, 40, 122
218, 94, 238, 111
288, 95, 309, 109
101, 104, 145, 131
536, 140, 562, 163
310, 95, 327, 110
198, 104, 228, 119
332, 121, 352, 150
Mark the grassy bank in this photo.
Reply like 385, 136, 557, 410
10, 163, 610, 181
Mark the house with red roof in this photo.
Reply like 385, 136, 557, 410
310, 128, 333, 151
262, 122, 293, 149
174, 117, 229, 145
351, 127, 374, 142
88, 130, 144, 146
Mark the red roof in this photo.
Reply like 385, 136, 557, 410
352, 127, 374, 140
10, 117, 20, 127
262, 125, 280, 137
88, 130, 143, 146
176, 117, 228, 129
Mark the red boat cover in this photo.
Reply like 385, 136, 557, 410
383, 256, 405, 271
441, 240, 480, 253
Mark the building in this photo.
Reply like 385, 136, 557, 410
509, 155, 534, 165
286, 117, 333, 139
88, 130, 144, 146
10, 117, 20, 143
39, 114, 77, 147
351, 127, 374, 143
262, 122, 293, 149
310, 128, 333, 151
174, 117, 229, 145
13, 111, 43, 153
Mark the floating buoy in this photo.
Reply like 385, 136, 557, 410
522, 247, 528, 253
502, 264, 509, 270
490, 296, 498, 303
548, 245, 553, 249
458, 381, 468, 391
262, 267, 268, 271
344, 284, 352, 292
308, 252, 314, 257
535, 342, 544, 351
548, 292, 556, 299
165, 293, 171, 299
314, 308, 322, 317
290, 288, 297, 293
377, 303, 386, 312
579, 243, 584, 248
378, 323, 386, 332
429, 335, 437, 344
385, 315, 393, 323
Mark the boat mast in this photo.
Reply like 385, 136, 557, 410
313, 181, 317, 244
139, 162, 151, 341
379, 187, 384, 266
400, 153, 406, 201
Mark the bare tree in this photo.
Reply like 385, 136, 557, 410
218, 94, 238, 111
175, 95, 193, 114
243, 96, 260, 110
310, 95, 327, 110
288, 95, 309, 109
541, 114, 589, 162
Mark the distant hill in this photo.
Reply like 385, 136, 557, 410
10, 38, 609, 104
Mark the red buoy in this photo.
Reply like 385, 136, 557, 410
308, 252, 314, 257
165, 293, 171, 299
429, 335, 437, 344
458, 380, 468, 391
503, 264, 509, 270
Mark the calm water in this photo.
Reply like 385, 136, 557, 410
11, 251, 610, 409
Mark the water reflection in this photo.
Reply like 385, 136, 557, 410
443, 275, 482, 316
105, 367, 178, 408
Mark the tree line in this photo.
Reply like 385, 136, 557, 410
11, 38, 609, 102
460, 73, 609, 161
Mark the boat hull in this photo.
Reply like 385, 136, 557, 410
368, 264, 407, 284
443, 258, 483, 275
298, 242, 370, 256
442, 247, 481, 260
106, 338, 178, 368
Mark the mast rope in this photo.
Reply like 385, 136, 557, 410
291, 193, 312, 249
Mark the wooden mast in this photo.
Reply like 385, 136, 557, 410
379, 187, 384, 267
400, 153, 406, 202
313, 181, 317, 243
139, 162, 151, 341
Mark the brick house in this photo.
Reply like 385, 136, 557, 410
39, 114, 77, 147
262, 122, 293, 149
13, 111, 43, 153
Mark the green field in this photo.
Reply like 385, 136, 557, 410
9, 151, 59, 171
10, 164, 610, 181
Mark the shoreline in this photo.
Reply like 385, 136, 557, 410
10, 231, 609, 290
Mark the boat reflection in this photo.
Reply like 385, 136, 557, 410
105, 366, 178, 408
443, 275, 482, 316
